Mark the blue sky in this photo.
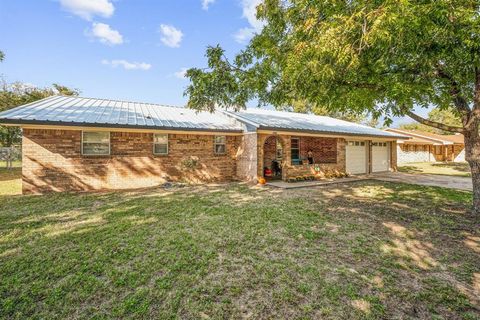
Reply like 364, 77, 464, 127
0, 0, 423, 126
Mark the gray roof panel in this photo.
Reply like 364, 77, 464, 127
226, 109, 408, 139
0, 96, 244, 132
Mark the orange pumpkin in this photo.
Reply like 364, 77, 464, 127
258, 177, 266, 185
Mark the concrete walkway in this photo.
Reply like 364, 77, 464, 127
371, 172, 472, 191
266, 176, 369, 189
267, 172, 472, 191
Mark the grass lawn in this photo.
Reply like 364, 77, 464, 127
398, 162, 471, 177
0, 165, 21, 196
0, 170, 479, 319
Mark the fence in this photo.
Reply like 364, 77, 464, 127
0, 146, 21, 169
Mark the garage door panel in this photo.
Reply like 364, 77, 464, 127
372, 142, 389, 172
346, 141, 367, 174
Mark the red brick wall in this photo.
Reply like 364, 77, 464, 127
298, 136, 337, 163
22, 129, 239, 193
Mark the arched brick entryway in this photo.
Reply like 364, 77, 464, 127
259, 135, 287, 180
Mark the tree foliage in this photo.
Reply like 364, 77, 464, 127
185, 0, 479, 130
0, 81, 79, 146
290, 100, 377, 125
400, 107, 462, 134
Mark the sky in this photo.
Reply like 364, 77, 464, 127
0, 0, 426, 126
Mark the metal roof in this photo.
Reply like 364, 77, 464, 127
0, 95, 244, 132
0, 95, 408, 139
225, 109, 408, 139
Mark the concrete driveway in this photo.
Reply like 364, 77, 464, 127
372, 172, 472, 191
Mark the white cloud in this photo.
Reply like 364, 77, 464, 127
234, 0, 265, 43
101, 59, 152, 71
59, 0, 114, 20
202, 0, 215, 10
159, 24, 183, 48
89, 23, 123, 45
234, 27, 256, 44
174, 67, 188, 79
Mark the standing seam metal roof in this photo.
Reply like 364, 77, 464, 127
225, 109, 408, 139
0, 96, 244, 132
0, 95, 408, 138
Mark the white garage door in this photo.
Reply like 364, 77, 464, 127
346, 141, 367, 174
372, 142, 390, 172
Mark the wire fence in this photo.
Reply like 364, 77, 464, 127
0, 146, 21, 169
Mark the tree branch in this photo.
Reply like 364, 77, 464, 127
435, 66, 471, 115
405, 109, 463, 133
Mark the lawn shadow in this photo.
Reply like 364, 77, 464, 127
432, 162, 471, 172
397, 165, 423, 174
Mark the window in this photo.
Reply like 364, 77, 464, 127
291, 138, 300, 164
153, 133, 168, 155
435, 146, 443, 155
214, 135, 226, 154
373, 142, 387, 147
349, 141, 365, 146
82, 131, 110, 155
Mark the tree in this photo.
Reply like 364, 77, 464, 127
428, 107, 462, 132
0, 80, 79, 146
400, 107, 462, 134
185, 1, 480, 212
289, 100, 378, 125
398, 122, 435, 133
0, 50, 4, 62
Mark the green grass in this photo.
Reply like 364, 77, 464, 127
0, 169, 479, 319
399, 162, 471, 177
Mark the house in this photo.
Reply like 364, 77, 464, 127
385, 128, 465, 164
0, 95, 407, 193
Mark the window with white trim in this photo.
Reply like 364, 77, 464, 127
82, 131, 110, 155
153, 133, 168, 155
214, 135, 226, 154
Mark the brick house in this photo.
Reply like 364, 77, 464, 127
0, 96, 407, 193
385, 128, 465, 164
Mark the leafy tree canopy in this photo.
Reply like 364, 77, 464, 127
185, 0, 478, 131
290, 100, 378, 126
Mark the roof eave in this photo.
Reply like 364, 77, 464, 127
385, 128, 455, 145
258, 126, 409, 139
0, 119, 244, 133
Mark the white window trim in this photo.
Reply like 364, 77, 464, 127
81, 131, 111, 156
153, 133, 169, 155
214, 135, 226, 155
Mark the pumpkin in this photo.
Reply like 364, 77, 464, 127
258, 177, 266, 185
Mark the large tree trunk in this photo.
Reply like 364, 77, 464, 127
464, 128, 480, 213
